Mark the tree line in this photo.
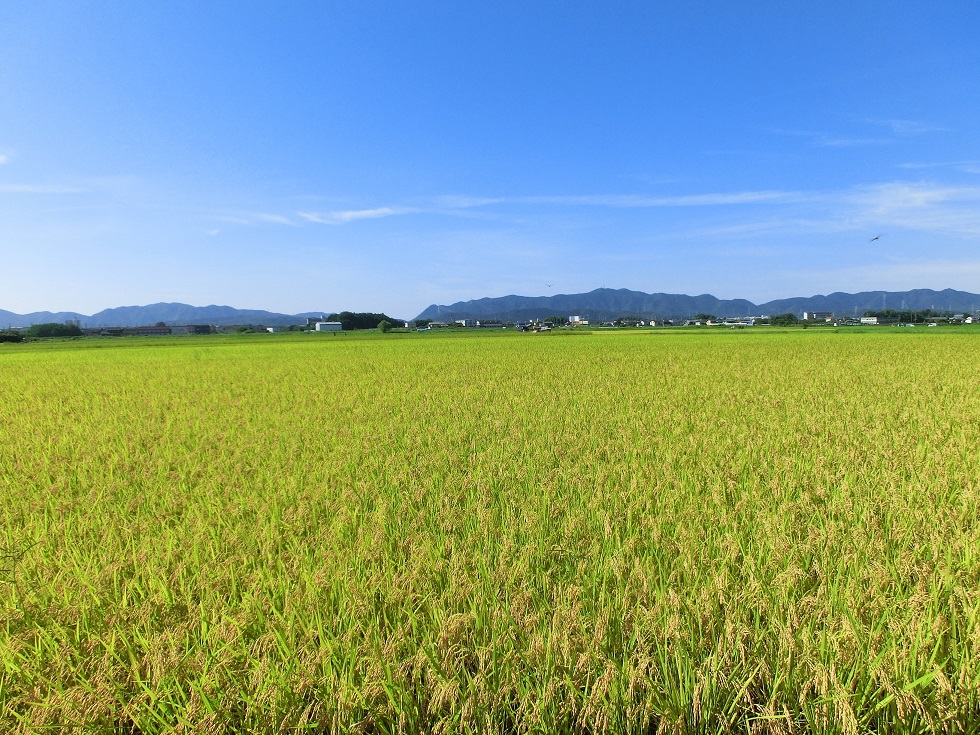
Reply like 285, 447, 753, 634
8, 323, 84, 339
327, 312, 401, 331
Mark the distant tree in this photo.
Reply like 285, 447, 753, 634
155, 321, 167, 327
544, 315, 567, 325
378, 320, 392, 333
0, 332, 24, 343
328, 312, 402, 330
415, 319, 432, 328
770, 313, 799, 326
694, 313, 717, 322
235, 325, 254, 333
25, 323, 82, 338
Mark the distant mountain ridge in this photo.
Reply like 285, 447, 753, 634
4, 289, 978, 328
416, 288, 980, 322
0, 302, 337, 328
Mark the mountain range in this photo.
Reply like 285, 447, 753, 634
0, 303, 336, 329
416, 288, 980, 322
3, 288, 979, 329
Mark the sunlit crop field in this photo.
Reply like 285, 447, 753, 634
2, 328, 979, 733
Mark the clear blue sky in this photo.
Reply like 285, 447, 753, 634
2, 1, 978, 318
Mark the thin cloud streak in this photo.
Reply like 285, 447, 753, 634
297, 207, 417, 224
0, 183, 87, 194
293, 190, 801, 225
870, 118, 949, 136
518, 191, 800, 207
213, 212, 296, 227
898, 160, 980, 174
818, 136, 893, 148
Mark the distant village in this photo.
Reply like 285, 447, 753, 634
2, 309, 976, 342
421, 309, 976, 331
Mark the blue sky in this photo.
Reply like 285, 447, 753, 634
2, 1, 979, 318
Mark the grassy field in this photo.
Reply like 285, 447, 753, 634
1, 328, 979, 733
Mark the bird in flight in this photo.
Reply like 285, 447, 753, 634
545, 284, 554, 288
870, 235, 880, 242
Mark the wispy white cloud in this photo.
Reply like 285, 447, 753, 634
296, 211, 328, 224
679, 218, 833, 241
432, 195, 506, 209
214, 212, 296, 226
770, 120, 941, 148
297, 206, 416, 224
253, 212, 295, 225
849, 182, 980, 236
817, 136, 892, 148
777, 117, 947, 148
869, 118, 949, 136
768, 127, 891, 148
293, 190, 797, 226
523, 191, 800, 207
0, 183, 87, 193
852, 181, 980, 209
0, 154, 8, 165
898, 160, 980, 174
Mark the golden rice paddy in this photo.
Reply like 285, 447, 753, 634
1, 328, 978, 733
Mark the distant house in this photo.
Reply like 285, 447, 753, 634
804, 311, 833, 321
314, 321, 342, 332
134, 325, 172, 336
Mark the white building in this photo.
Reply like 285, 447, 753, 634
315, 321, 342, 331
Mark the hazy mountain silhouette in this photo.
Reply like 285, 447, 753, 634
0, 303, 337, 328
415, 287, 980, 321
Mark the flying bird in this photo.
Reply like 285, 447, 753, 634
545, 284, 554, 288
870, 235, 880, 242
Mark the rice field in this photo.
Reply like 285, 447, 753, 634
1, 328, 979, 733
